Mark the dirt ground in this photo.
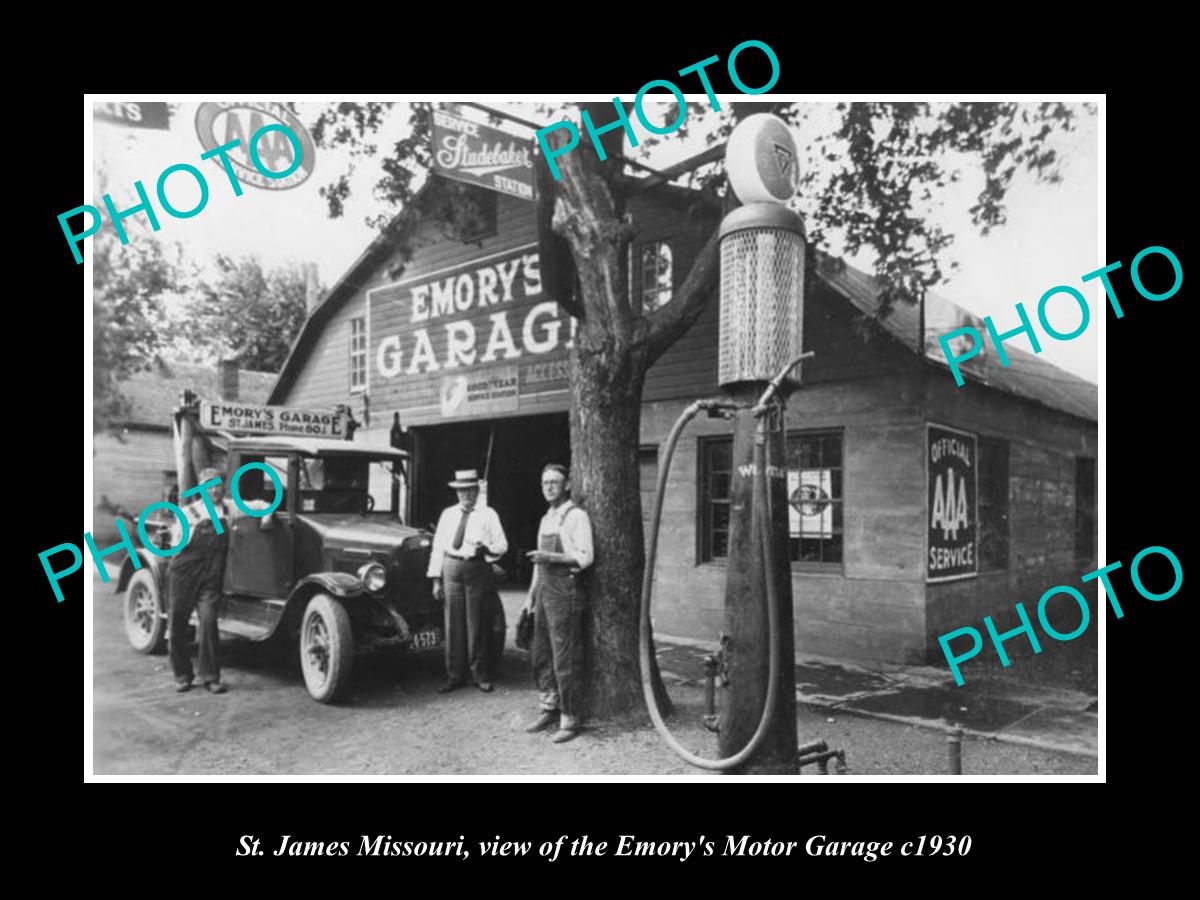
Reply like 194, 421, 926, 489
91, 577, 1093, 776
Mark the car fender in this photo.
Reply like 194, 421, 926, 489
290, 572, 366, 600
116, 549, 165, 594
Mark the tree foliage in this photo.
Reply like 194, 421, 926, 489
182, 255, 317, 373
92, 230, 181, 431
313, 100, 1091, 319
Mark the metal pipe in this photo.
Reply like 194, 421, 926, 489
947, 727, 964, 775
797, 740, 828, 757
703, 655, 720, 732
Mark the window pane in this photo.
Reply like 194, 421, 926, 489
710, 472, 730, 500
708, 440, 731, 472
712, 530, 728, 559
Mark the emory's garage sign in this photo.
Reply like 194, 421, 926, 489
200, 400, 347, 438
369, 243, 575, 423
927, 423, 977, 581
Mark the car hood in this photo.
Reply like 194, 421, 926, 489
295, 513, 425, 550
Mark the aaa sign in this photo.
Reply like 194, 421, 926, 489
927, 424, 977, 581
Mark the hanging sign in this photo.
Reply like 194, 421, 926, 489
200, 400, 347, 438
431, 107, 535, 201
94, 102, 171, 130
927, 424, 978, 581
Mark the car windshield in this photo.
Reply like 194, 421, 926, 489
296, 455, 401, 515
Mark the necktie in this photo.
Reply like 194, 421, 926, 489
451, 506, 472, 551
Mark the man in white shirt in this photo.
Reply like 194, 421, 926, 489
427, 469, 508, 693
523, 463, 594, 743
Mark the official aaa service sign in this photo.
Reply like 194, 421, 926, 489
927, 423, 977, 581
195, 101, 316, 191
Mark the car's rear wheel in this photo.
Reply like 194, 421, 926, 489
300, 593, 354, 703
124, 569, 166, 654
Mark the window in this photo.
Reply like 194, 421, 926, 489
639, 445, 659, 527
785, 431, 843, 565
349, 316, 367, 394
698, 437, 733, 561
638, 241, 673, 312
978, 437, 1010, 571
1075, 456, 1097, 560
698, 431, 843, 565
233, 455, 290, 512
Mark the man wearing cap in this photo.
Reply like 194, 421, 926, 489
427, 469, 508, 693
166, 467, 235, 694
522, 463, 594, 743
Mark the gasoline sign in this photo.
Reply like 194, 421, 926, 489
927, 424, 977, 581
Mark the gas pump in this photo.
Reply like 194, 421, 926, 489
639, 115, 839, 774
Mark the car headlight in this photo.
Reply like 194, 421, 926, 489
358, 562, 387, 593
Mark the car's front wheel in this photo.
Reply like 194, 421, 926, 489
299, 593, 354, 703
124, 569, 166, 654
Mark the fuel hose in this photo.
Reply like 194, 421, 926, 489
638, 354, 809, 770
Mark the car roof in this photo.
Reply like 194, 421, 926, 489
228, 436, 409, 460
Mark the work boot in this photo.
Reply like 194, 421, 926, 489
476, 681, 494, 693
204, 681, 228, 694
437, 680, 465, 694
551, 728, 579, 744
524, 710, 558, 733
175, 680, 192, 693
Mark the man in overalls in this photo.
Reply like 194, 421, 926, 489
523, 464, 594, 743
167, 466, 233, 694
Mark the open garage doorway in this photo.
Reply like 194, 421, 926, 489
411, 413, 570, 587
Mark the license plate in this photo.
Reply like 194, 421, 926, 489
411, 628, 442, 650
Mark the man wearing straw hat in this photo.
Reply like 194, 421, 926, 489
427, 469, 509, 693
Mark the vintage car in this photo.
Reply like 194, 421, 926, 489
115, 436, 503, 703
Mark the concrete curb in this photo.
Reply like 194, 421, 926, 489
797, 694, 1098, 759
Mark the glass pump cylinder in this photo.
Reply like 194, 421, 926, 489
717, 203, 806, 391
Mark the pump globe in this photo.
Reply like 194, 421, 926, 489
725, 113, 799, 204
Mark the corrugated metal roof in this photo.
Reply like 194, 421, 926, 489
116, 361, 277, 427
817, 254, 1098, 422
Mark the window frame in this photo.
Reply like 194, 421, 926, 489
696, 428, 845, 570
349, 315, 367, 395
696, 435, 733, 564
632, 239, 674, 314
785, 428, 845, 572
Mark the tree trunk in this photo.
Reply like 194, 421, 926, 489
568, 339, 674, 721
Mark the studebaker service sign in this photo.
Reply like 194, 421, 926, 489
200, 400, 347, 438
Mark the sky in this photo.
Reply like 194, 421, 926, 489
90, 98, 1100, 383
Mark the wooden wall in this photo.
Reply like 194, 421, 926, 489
92, 428, 174, 542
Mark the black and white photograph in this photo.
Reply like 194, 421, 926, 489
82, 94, 1105, 779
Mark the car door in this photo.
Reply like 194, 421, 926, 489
224, 453, 296, 597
